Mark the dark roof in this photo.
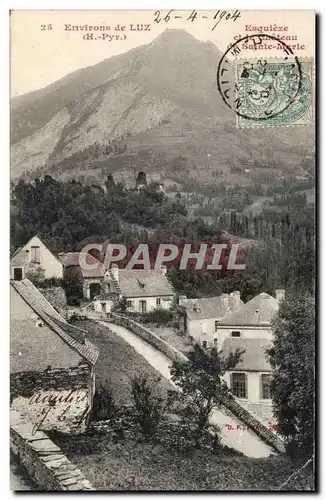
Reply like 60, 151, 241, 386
218, 293, 279, 326
180, 295, 243, 321
221, 337, 272, 372
59, 252, 104, 278
117, 269, 174, 298
10, 280, 99, 367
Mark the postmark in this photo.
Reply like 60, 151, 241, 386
235, 58, 313, 127
217, 34, 312, 127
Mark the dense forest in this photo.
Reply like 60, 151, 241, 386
10, 174, 315, 302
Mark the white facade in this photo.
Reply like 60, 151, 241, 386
186, 317, 220, 344
223, 371, 272, 404
217, 325, 272, 348
125, 295, 173, 314
11, 235, 63, 280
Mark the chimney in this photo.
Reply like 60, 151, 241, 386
161, 265, 167, 275
229, 291, 241, 311
178, 295, 187, 306
221, 293, 229, 310
276, 289, 285, 303
111, 264, 119, 284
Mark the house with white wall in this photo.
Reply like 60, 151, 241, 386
10, 278, 99, 433
110, 266, 175, 313
217, 290, 285, 404
180, 289, 285, 405
59, 252, 174, 312
10, 235, 63, 281
179, 291, 243, 346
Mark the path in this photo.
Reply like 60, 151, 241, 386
99, 321, 275, 459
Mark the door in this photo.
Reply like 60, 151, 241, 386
13, 267, 23, 281
140, 300, 147, 313
90, 283, 101, 300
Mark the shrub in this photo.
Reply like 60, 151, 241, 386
90, 382, 119, 423
129, 373, 166, 442
139, 308, 173, 325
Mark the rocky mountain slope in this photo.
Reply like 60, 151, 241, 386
11, 29, 314, 181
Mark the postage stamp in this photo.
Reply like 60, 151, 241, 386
217, 34, 313, 128
235, 58, 313, 128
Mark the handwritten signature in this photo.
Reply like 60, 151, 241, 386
29, 390, 91, 436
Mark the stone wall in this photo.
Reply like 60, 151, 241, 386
10, 410, 94, 491
111, 313, 187, 362
111, 313, 284, 453
11, 366, 93, 434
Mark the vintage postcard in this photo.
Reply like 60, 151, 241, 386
10, 10, 315, 491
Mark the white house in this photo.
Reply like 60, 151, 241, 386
179, 291, 243, 345
58, 252, 175, 312
10, 235, 63, 281
109, 266, 175, 313
217, 290, 285, 404
180, 289, 285, 405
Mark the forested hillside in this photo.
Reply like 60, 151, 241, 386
11, 174, 315, 301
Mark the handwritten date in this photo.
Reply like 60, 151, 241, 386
153, 10, 241, 30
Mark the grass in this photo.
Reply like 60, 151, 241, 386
51, 433, 314, 491
73, 319, 171, 404
66, 319, 314, 491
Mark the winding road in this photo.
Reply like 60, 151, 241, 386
99, 321, 275, 459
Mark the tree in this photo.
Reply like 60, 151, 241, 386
129, 373, 165, 441
169, 344, 244, 448
25, 264, 45, 285
266, 295, 315, 459
63, 266, 83, 303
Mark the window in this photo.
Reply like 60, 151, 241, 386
231, 330, 241, 337
261, 374, 272, 399
231, 373, 247, 398
31, 246, 40, 264
202, 341, 207, 349
156, 298, 161, 306
126, 300, 134, 308
214, 320, 219, 332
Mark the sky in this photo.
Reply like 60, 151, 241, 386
10, 9, 315, 97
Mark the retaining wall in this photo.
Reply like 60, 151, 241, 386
111, 313, 284, 453
111, 313, 188, 362
10, 410, 94, 491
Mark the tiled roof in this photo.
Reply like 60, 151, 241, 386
10, 280, 99, 366
180, 296, 234, 321
59, 252, 104, 278
218, 293, 279, 326
117, 270, 174, 298
221, 337, 272, 372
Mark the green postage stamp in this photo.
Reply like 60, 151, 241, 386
235, 58, 313, 127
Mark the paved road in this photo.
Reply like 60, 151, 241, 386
99, 321, 275, 459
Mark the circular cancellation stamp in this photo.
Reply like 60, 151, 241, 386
217, 34, 313, 127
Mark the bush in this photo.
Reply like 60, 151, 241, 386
36, 277, 64, 288
129, 373, 166, 442
68, 312, 87, 322
90, 382, 119, 423
137, 308, 173, 325
67, 296, 81, 306
25, 264, 45, 285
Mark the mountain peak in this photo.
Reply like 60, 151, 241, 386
152, 28, 203, 45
